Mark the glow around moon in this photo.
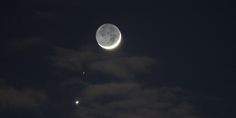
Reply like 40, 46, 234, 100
96, 23, 122, 50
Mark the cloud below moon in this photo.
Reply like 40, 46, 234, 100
51, 47, 157, 79
0, 86, 47, 110
49, 44, 199, 118
89, 56, 156, 79
76, 82, 199, 118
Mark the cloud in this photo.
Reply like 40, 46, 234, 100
89, 56, 156, 79
51, 47, 100, 72
51, 47, 157, 79
75, 82, 199, 118
0, 86, 47, 110
82, 82, 140, 99
4, 38, 52, 59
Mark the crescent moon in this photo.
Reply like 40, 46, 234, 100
96, 24, 122, 50
98, 32, 121, 50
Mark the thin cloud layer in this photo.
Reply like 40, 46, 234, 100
52, 47, 100, 71
89, 56, 156, 79
0, 87, 47, 110
76, 82, 199, 118
51, 47, 157, 79
82, 82, 140, 99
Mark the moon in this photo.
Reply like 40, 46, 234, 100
96, 23, 121, 50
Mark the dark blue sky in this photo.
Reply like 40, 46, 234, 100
0, 0, 235, 118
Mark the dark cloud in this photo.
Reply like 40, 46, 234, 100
51, 47, 157, 79
89, 56, 156, 79
0, 86, 47, 110
51, 47, 100, 72
82, 82, 140, 99
76, 82, 199, 118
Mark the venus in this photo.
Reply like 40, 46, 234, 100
96, 23, 121, 50
75, 100, 79, 105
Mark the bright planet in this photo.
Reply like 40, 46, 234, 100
96, 23, 121, 50
75, 100, 79, 105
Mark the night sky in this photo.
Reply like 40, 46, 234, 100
1, 0, 235, 118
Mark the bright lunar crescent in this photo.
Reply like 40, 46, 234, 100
96, 23, 121, 50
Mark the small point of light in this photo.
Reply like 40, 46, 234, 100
75, 100, 79, 105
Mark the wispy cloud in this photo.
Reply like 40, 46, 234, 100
51, 47, 157, 79
89, 56, 156, 79
76, 82, 199, 118
0, 86, 47, 110
51, 47, 100, 72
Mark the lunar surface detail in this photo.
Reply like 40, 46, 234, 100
96, 23, 121, 50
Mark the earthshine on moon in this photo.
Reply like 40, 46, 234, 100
96, 23, 121, 50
